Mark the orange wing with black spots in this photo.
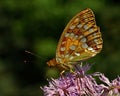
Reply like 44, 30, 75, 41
47, 8, 103, 70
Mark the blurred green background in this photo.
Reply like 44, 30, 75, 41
0, 0, 120, 96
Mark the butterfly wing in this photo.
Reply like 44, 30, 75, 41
56, 8, 103, 64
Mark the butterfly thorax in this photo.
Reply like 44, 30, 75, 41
47, 58, 74, 70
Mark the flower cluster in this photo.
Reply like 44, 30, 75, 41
41, 64, 120, 96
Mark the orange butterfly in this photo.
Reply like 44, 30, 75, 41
47, 8, 103, 71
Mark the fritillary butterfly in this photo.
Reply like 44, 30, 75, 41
47, 8, 103, 71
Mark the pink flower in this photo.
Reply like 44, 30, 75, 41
41, 64, 120, 96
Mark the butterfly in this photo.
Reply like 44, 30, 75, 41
47, 8, 103, 71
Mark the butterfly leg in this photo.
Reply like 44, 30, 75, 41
60, 70, 65, 76
60, 64, 73, 75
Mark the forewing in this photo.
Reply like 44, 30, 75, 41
56, 8, 103, 64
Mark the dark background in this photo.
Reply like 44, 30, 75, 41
0, 0, 120, 96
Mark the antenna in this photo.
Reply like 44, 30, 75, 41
25, 50, 47, 61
